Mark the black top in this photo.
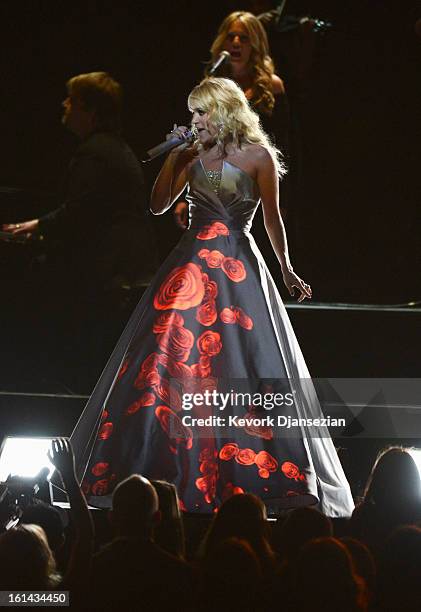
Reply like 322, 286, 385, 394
39, 131, 157, 291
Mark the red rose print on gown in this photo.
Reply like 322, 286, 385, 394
125, 391, 156, 415
154, 262, 205, 310
202, 276, 218, 301
155, 405, 193, 450
155, 379, 182, 412
220, 307, 237, 324
199, 448, 218, 461
234, 307, 254, 330
281, 461, 306, 481
219, 443, 240, 461
211, 222, 229, 236
117, 358, 129, 380
196, 300, 217, 327
221, 257, 246, 282
198, 249, 210, 259
196, 221, 230, 240
92, 479, 109, 496
191, 355, 212, 378
156, 324, 194, 362
195, 473, 217, 504
254, 451, 278, 478
197, 226, 218, 240
243, 412, 273, 440
161, 355, 193, 379
222, 482, 245, 501
220, 306, 253, 330
98, 422, 113, 440
206, 250, 225, 269
91, 462, 109, 477
236, 448, 257, 466
134, 352, 160, 390
197, 331, 222, 357
153, 311, 184, 334
101, 409, 109, 422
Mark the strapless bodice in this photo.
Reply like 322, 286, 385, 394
186, 159, 260, 232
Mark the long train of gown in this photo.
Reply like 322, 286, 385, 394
70, 159, 354, 516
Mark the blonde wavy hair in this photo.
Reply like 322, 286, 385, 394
208, 11, 276, 116
188, 77, 285, 177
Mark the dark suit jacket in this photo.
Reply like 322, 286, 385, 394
38, 131, 157, 293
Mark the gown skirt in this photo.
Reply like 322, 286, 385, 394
71, 159, 354, 517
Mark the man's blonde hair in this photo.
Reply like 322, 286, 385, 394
66, 71, 122, 131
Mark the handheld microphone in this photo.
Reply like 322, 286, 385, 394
209, 51, 230, 76
144, 129, 194, 161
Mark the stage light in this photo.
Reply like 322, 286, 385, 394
0, 437, 55, 483
408, 449, 421, 479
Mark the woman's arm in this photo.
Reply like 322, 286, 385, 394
256, 147, 311, 302
150, 130, 197, 215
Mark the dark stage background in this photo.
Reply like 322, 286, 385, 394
0, 0, 420, 393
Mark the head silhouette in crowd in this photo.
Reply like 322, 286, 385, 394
20, 500, 66, 554
293, 537, 368, 611
274, 505, 333, 563
0, 524, 61, 590
203, 493, 275, 570
110, 474, 160, 539
364, 446, 421, 507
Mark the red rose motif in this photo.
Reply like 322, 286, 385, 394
255, 450, 278, 472
211, 221, 229, 236
204, 279, 218, 301
200, 460, 218, 474
221, 257, 246, 282
220, 307, 237, 324
155, 380, 182, 412
222, 482, 244, 501
178, 499, 187, 512
281, 461, 305, 481
117, 358, 129, 380
134, 353, 160, 389
153, 311, 184, 334
154, 263, 205, 311
92, 479, 109, 496
125, 391, 156, 415
206, 250, 224, 268
198, 249, 210, 259
219, 443, 239, 461
243, 414, 273, 440
155, 405, 193, 449
191, 356, 212, 378
98, 422, 113, 440
101, 409, 109, 422
234, 307, 254, 330
91, 462, 109, 477
236, 448, 256, 466
197, 226, 218, 240
164, 356, 193, 379
156, 325, 194, 362
195, 474, 216, 499
199, 447, 217, 461
258, 468, 270, 479
199, 373, 217, 391
144, 370, 160, 387
142, 353, 160, 371
197, 330, 222, 357
196, 300, 217, 327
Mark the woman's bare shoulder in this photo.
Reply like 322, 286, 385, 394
271, 74, 285, 95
